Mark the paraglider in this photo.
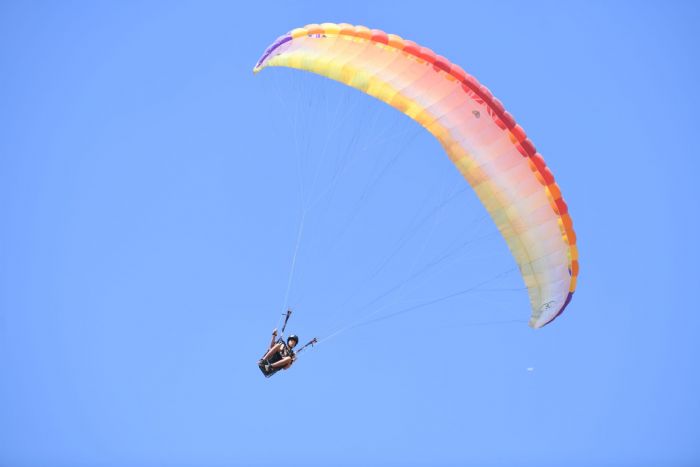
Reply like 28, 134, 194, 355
254, 23, 578, 330
258, 329, 298, 377
258, 309, 317, 378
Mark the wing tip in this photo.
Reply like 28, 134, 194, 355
530, 291, 575, 329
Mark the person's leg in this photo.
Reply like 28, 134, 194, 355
260, 343, 282, 361
270, 356, 292, 369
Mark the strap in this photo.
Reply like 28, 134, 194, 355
281, 309, 292, 336
296, 338, 318, 355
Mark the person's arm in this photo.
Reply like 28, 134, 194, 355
269, 328, 278, 349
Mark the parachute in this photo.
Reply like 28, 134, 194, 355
254, 23, 578, 328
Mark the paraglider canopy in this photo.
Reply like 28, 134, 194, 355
254, 23, 578, 328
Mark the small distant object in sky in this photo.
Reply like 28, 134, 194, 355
527, 367, 535, 372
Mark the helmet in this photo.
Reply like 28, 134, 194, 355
287, 334, 299, 346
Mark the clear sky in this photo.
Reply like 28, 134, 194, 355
1, 1, 699, 466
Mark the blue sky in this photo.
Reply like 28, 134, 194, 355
1, 1, 699, 466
